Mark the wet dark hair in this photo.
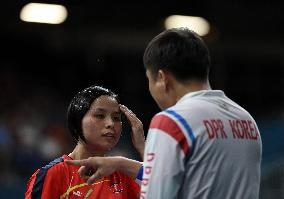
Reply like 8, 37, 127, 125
67, 85, 119, 142
143, 27, 211, 81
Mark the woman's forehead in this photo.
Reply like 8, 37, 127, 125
90, 95, 119, 111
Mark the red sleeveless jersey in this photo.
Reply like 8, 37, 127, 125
25, 155, 140, 199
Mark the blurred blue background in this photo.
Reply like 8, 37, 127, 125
0, 0, 284, 198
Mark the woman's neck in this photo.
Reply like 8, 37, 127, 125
69, 143, 105, 160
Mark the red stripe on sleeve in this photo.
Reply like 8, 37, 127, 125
150, 114, 189, 155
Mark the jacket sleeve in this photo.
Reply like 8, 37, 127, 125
141, 113, 190, 199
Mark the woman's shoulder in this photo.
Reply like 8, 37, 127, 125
30, 154, 72, 178
25, 155, 70, 198
32, 156, 65, 178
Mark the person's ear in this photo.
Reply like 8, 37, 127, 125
157, 69, 169, 91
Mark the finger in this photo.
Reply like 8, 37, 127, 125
65, 159, 90, 167
120, 105, 139, 123
120, 104, 135, 116
78, 166, 89, 176
78, 166, 97, 182
86, 170, 103, 185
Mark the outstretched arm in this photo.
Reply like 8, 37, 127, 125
65, 156, 142, 185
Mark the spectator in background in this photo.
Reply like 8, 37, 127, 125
25, 85, 145, 199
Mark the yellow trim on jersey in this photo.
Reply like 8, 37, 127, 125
60, 179, 111, 199
84, 188, 94, 199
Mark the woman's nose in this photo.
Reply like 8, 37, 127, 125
105, 117, 114, 128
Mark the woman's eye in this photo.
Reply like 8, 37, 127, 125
94, 114, 104, 119
113, 116, 121, 121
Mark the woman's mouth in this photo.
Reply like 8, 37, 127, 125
102, 132, 115, 138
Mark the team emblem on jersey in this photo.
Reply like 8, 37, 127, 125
109, 180, 124, 193
72, 190, 82, 197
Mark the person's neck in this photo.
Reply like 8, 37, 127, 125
69, 143, 104, 160
173, 79, 211, 103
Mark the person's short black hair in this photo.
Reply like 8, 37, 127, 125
67, 85, 119, 142
143, 27, 211, 81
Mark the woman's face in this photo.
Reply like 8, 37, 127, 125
82, 95, 122, 152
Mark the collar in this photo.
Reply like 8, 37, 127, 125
177, 90, 225, 104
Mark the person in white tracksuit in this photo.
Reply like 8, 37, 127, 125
66, 28, 262, 199
140, 27, 262, 199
